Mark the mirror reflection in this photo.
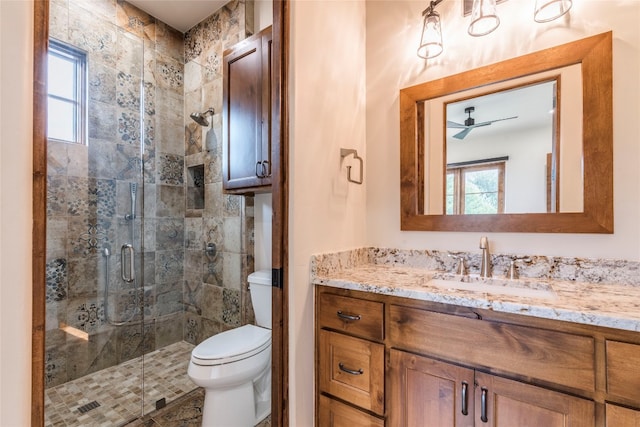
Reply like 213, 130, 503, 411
421, 64, 584, 216
400, 31, 613, 233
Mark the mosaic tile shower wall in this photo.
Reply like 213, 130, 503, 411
45, 0, 256, 389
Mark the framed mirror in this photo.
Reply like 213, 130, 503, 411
400, 31, 613, 233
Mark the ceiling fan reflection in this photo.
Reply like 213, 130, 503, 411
447, 106, 518, 140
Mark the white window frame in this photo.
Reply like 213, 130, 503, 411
47, 39, 87, 145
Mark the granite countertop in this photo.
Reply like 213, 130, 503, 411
310, 248, 640, 333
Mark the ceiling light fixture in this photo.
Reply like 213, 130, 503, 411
418, 0, 573, 59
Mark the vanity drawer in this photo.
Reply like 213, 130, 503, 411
319, 330, 384, 415
318, 293, 384, 341
389, 305, 595, 392
318, 395, 384, 427
606, 340, 640, 402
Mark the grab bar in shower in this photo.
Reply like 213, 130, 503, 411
121, 244, 135, 283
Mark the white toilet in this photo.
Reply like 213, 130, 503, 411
188, 270, 272, 427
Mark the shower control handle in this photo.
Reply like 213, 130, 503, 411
121, 244, 135, 283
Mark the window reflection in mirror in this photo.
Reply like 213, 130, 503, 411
421, 64, 583, 216
446, 160, 506, 214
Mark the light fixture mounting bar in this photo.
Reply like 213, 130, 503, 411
422, 0, 444, 16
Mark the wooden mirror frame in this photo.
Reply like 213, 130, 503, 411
400, 31, 613, 233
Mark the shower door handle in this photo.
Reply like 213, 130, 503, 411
121, 244, 135, 283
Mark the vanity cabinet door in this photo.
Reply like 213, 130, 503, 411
606, 403, 640, 426
222, 26, 272, 193
389, 349, 474, 427
606, 340, 640, 403
474, 371, 595, 427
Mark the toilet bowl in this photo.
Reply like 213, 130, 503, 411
188, 270, 272, 427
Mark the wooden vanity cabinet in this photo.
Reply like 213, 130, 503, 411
389, 349, 475, 427
315, 286, 640, 426
605, 340, 640, 426
389, 349, 594, 427
222, 26, 272, 193
319, 395, 384, 427
316, 292, 385, 425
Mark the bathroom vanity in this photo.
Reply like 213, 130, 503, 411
312, 249, 640, 426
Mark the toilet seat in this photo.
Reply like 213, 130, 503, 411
191, 324, 271, 366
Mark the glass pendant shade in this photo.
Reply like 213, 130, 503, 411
468, 0, 500, 37
417, 11, 443, 59
534, 0, 572, 22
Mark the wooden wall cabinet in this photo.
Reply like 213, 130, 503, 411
222, 26, 272, 193
315, 286, 640, 426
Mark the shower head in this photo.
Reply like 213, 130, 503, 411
190, 107, 215, 127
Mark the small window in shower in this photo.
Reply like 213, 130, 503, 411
47, 39, 87, 144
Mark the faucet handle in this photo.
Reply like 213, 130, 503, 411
507, 259, 518, 280
448, 253, 466, 275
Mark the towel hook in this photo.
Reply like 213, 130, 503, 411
340, 148, 363, 185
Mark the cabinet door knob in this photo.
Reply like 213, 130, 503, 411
338, 362, 363, 376
480, 387, 488, 423
461, 381, 469, 416
336, 311, 361, 322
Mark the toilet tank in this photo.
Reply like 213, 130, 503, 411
248, 270, 272, 329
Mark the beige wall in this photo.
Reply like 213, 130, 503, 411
366, 0, 640, 259
0, 1, 34, 425
289, 0, 367, 424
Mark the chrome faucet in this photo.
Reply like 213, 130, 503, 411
479, 236, 491, 278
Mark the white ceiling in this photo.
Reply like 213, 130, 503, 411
127, 0, 228, 32
446, 81, 556, 141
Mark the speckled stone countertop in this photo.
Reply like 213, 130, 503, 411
310, 248, 640, 333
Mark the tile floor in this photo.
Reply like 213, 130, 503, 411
126, 388, 272, 427
45, 341, 196, 426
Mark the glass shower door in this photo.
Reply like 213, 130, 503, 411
44, 2, 148, 423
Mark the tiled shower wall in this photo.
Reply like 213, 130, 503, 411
45, 0, 256, 388
182, 1, 257, 345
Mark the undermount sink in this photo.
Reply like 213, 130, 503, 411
426, 273, 557, 300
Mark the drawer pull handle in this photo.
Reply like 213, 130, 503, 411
480, 387, 488, 423
336, 311, 361, 321
338, 362, 363, 376
461, 381, 468, 416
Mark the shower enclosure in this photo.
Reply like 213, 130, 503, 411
44, 0, 256, 424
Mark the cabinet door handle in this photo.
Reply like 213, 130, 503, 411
480, 387, 488, 423
338, 362, 363, 376
461, 381, 469, 416
262, 160, 271, 177
336, 311, 361, 321
255, 161, 264, 178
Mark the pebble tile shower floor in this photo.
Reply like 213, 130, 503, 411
45, 341, 196, 426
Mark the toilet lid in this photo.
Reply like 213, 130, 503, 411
191, 324, 271, 366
